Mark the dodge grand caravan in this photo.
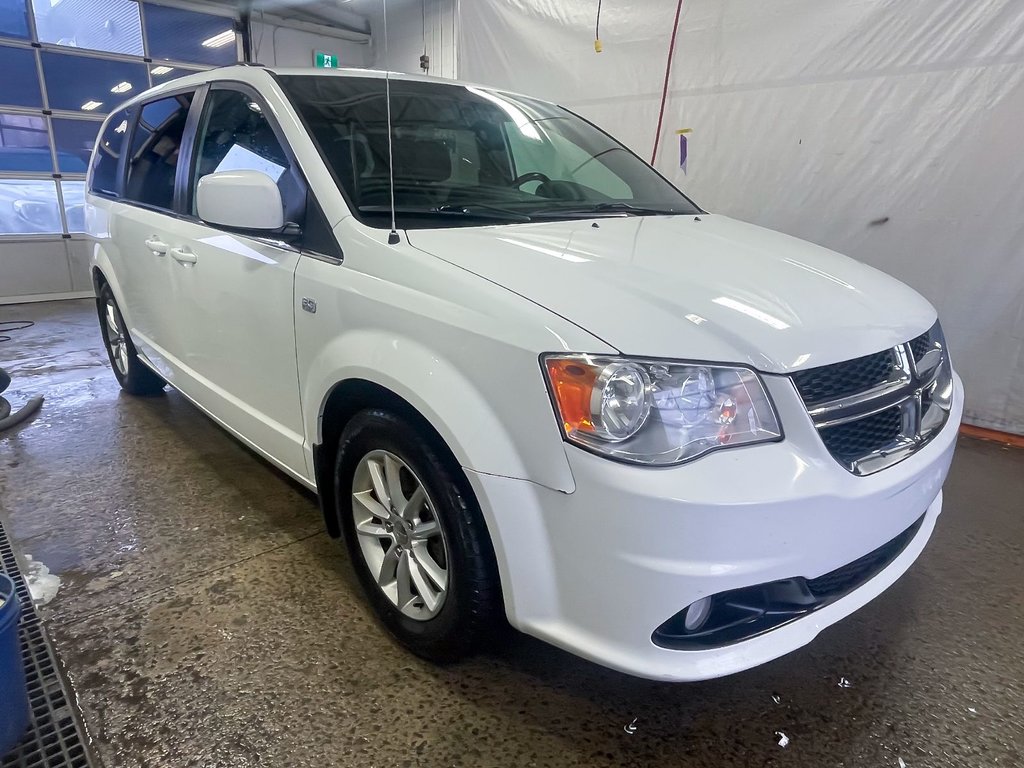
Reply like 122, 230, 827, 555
86, 66, 962, 681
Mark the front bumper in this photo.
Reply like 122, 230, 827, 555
466, 373, 963, 681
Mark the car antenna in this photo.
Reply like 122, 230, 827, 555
383, 0, 400, 245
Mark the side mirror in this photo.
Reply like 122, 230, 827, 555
196, 170, 285, 231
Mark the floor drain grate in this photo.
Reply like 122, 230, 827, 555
0, 522, 95, 768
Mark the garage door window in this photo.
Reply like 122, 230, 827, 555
0, 44, 42, 108
41, 51, 148, 114
30, 0, 143, 56
124, 92, 194, 211
1, 1, 236, 252
143, 3, 237, 67
0, 178, 61, 234
0, 0, 30, 39
51, 117, 102, 173
0, 113, 50, 172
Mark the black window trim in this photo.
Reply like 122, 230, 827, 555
122, 86, 201, 215
90, 82, 202, 210
179, 78, 343, 263
88, 106, 135, 201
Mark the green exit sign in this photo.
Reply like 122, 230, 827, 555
314, 51, 339, 68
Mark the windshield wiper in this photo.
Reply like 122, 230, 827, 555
532, 202, 681, 218
358, 204, 531, 223
430, 203, 532, 222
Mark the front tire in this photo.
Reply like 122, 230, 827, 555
335, 409, 501, 662
96, 283, 165, 396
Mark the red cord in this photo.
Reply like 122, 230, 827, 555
651, 0, 685, 164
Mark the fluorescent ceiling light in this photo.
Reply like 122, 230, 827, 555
80, 100, 103, 111
202, 30, 234, 48
150, 65, 173, 75
110, 81, 133, 94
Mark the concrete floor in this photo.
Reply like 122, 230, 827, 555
0, 298, 1021, 768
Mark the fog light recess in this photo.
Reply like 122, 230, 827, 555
683, 596, 712, 631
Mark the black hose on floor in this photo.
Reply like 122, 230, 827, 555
0, 321, 44, 432
0, 388, 43, 431
0, 367, 45, 431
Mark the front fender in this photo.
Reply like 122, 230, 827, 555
303, 329, 577, 494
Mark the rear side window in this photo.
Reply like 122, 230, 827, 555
89, 107, 131, 197
124, 91, 194, 210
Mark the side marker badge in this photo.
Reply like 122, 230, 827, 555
301, 297, 317, 314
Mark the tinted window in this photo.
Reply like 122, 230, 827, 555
89, 108, 129, 196
124, 92, 193, 209
41, 51, 147, 114
0, 113, 51, 172
0, 0, 30, 39
191, 89, 300, 219
52, 118, 101, 173
144, 4, 237, 66
31, 0, 143, 55
0, 45, 42, 108
278, 75, 699, 229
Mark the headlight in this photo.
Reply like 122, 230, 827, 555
544, 355, 782, 465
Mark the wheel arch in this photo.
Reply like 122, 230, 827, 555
91, 265, 108, 291
314, 377, 465, 538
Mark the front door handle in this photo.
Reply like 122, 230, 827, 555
170, 247, 198, 266
144, 237, 168, 255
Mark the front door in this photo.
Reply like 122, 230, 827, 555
166, 86, 307, 479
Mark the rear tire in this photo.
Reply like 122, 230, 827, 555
335, 408, 501, 662
96, 283, 165, 396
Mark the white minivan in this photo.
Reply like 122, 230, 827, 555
86, 65, 962, 681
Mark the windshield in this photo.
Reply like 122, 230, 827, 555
277, 74, 700, 228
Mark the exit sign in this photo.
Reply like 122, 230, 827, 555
314, 51, 339, 68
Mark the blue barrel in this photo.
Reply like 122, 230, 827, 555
0, 574, 29, 755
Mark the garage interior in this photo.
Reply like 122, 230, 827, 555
1, 1, 1022, 766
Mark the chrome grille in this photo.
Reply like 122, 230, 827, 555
792, 321, 952, 475
819, 405, 903, 463
909, 332, 932, 362
791, 349, 899, 406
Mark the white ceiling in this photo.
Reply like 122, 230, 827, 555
199, 0, 424, 39
338, 0, 422, 19
200, 0, 375, 34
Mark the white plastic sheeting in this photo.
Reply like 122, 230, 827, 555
458, 0, 1024, 434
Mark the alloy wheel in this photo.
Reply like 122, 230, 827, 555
351, 450, 450, 620
104, 299, 129, 377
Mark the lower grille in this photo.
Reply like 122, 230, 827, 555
806, 514, 923, 597
652, 514, 926, 650
819, 405, 902, 463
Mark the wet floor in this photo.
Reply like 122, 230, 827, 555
0, 299, 1021, 768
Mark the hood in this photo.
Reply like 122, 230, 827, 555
406, 214, 936, 373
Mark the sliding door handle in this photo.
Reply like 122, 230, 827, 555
170, 247, 198, 265
144, 237, 168, 255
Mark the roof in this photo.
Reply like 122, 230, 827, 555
103, 65, 538, 121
